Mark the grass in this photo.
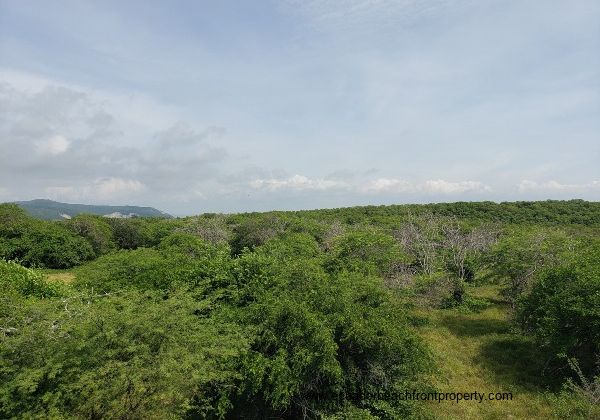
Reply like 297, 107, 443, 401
414, 284, 594, 419
42, 268, 76, 284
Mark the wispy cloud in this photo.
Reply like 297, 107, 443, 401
250, 175, 491, 195
283, 0, 463, 30
35, 135, 70, 156
250, 175, 350, 191
363, 178, 491, 194
45, 177, 146, 202
517, 180, 600, 193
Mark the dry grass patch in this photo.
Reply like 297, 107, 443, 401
44, 270, 76, 284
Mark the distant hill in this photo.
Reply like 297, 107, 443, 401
13, 199, 172, 220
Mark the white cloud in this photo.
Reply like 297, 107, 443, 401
517, 180, 600, 193
250, 175, 491, 195
95, 177, 145, 197
250, 174, 349, 191
45, 177, 145, 203
421, 179, 491, 194
36, 135, 70, 155
363, 178, 412, 193
363, 178, 491, 194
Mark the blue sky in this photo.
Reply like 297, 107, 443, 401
1, 0, 599, 215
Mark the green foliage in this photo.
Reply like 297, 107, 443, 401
258, 232, 322, 262
0, 290, 247, 419
517, 239, 600, 377
67, 214, 116, 256
74, 233, 231, 293
105, 217, 154, 249
326, 230, 408, 277
21, 224, 95, 268
230, 214, 285, 254
74, 248, 180, 291
489, 226, 575, 305
16, 223, 95, 268
2, 200, 600, 418
441, 293, 491, 313
0, 203, 31, 238
235, 297, 343, 415
0, 204, 95, 268
226, 247, 430, 417
0, 260, 65, 298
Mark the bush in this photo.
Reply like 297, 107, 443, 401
0, 260, 65, 298
227, 249, 431, 417
0, 290, 248, 419
177, 214, 231, 244
490, 226, 575, 306
0, 205, 95, 268
326, 230, 408, 277
67, 214, 116, 256
19, 223, 95, 268
517, 239, 600, 378
105, 218, 147, 249
257, 233, 322, 262
0, 204, 31, 238
75, 233, 231, 293
230, 215, 285, 254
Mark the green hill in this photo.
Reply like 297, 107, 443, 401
12, 199, 171, 220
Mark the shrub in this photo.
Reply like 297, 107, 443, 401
227, 249, 430, 417
75, 234, 231, 293
0, 205, 95, 268
67, 214, 116, 256
19, 223, 95, 268
326, 230, 408, 277
230, 215, 285, 254
105, 218, 153, 249
517, 239, 600, 377
490, 226, 575, 306
0, 204, 31, 238
0, 259, 65, 298
178, 214, 231, 244
0, 290, 248, 419
257, 232, 322, 262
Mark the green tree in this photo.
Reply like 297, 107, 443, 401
0, 290, 248, 419
517, 238, 600, 377
490, 226, 575, 307
67, 214, 116, 256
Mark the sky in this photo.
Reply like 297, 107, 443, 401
1, 0, 599, 215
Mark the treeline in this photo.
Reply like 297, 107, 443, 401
0, 201, 599, 418
294, 199, 600, 227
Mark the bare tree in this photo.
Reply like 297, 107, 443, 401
393, 212, 443, 275
178, 215, 231, 244
442, 221, 498, 281
322, 220, 346, 252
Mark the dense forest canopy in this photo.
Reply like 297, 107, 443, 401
1, 200, 598, 419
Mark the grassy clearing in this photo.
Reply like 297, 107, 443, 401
414, 284, 590, 420
42, 268, 76, 284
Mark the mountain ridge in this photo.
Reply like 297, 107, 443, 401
11, 199, 172, 220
